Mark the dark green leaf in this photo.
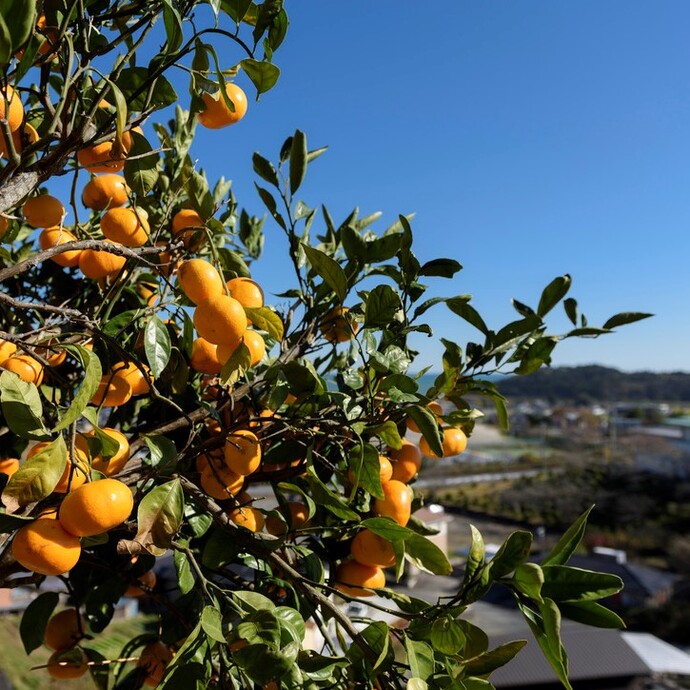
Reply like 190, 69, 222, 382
563, 298, 578, 326
0, 511, 33, 533
488, 531, 532, 579
143, 435, 178, 468
512, 299, 535, 317
53, 345, 102, 432
430, 616, 466, 655
463, 524, 486, 586
115, 68, 177, 111
447, 297, 489, 335
134, 479, 184, 555
419, 258, 462, 278
367, 421, 403, 450
348, 443, 384, 500
144, 316, 172, 379
124, 131, 158, 196
557, 600, 625, 629
405, 534, 452, 575
241, 58, 280, 95
289, 129, 307, 195
602, 312, 654, 330
221, 0, 252, 23
541, 565, 623, 601
302, 245, 347, 303
404, 637, 435, 681
512, 563, 544, 602
20, 591, 59, 654
252, 152, 279, 188
201, 605, 226, 642
162, 0, 183, 51
364, 285, 403, 328
306, 468, 360, 521
537, 275, 571, 317
174, 549, 196, 595
406, 405, 443, 458
542, 506, 592, 566
463, 640, 527, 677
0, 0, 36, 57
255, 183, 287, 230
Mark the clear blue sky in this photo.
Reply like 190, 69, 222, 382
185, 2, 690, 374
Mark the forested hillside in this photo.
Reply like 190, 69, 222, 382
496, 365, 690, 402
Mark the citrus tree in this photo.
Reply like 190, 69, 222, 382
0, 2, 652, 688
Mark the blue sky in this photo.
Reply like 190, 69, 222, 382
184, 2, 690, 373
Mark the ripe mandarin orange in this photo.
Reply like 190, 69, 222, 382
334, 560, 385, 597
406, 401, 443, 433
101, 207, 149, 247
0, 85, 23, 131
374, 480, 413, 526
0, 121, 38, 158
226, 277, 264, 324
1, 354, 44, 385
59, 478, 133, 537
79, 241, 127, 279
12, 519, 81, 575
320, 306, 357, 343
0, 215, 8, 239
24, 194, 64, 228
349, 454, 393, 487
110, 361, 152, 396
229, 505, 265, 532
265, 502, 310, 535
171, 208, 205, 249
194, 294, 247, 346
90, 374, 133, 407
419, 427, 467, 459
390, 440, 423, 483
44, 608, 87, 650
224, 429, 261, 475
46, 648, 89, 679
351, 529, 396, 568
76, 427, 130, 476
197, 82, 248, 129
190, 337, 222, 375
81, 174, 129, 210
125, 569, 157, 597
0, 337, 16, 363
199, 465, 244, 500
178, 259, 224, 305
138, 641, 173, 687
0, 457, 19, 477
38, 227, 81, 267
77, 131, 132, 173
242, 330, 266, 366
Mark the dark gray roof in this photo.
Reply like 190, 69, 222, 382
489, 628, 690, 688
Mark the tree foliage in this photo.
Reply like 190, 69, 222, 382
0, 2, 650, 688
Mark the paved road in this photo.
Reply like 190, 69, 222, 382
414, 468, 546, 489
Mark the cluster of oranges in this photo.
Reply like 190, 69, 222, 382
178, 258, 267, 374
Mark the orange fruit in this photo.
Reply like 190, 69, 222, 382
82, 174, 129, 210
229, 505, 265, 532
77, 131, 132, 173
153, 240, 179, 277
226, 277, 264, 322
374, 480, 413, 526
215, 339, 242, 364
0, 121, 38, 158
24, 194, 65, 228
0, 458, 19, 477
76, 427, 130, 476
349, 454, 393, 487
419, 427, 467, 459
197, 82, 248, 129
194, 294, 248, 346
11, 519, 81, 575
44, 608, 87, 650
334, 560, 385, 597
320, 306, 357, 343
390, 440, 423, 483
46, 648, 89, 679
125, 569, 157, 597
199, 465, 244, 500
26, 441, 89, 493
351, 529, 396, 568
38, 227, 81, 267
224, 429, 261, 475
2, 354, 44, 385
265, 502, 310, 535
79, 241, 127, 278
90, 374, 133, 407
0, 337, 16, 363
190, 337, 222, 375
110, 361, 152, 396
171, 208, 205, 249
34, 339, 67, 367
101, 207, 149, 247
406, 401, 443, 433
59, 478, 133, 537
0, 85, 23, 131
138, 641, 173, 687
178, 259, 224, 305
37, 506, 59, 520
0, 215, 8, 239
242, 330, 266, 366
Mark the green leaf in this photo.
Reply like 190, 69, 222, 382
3, 437, 66, 509
306, 468, 360, 521
244, 307, 284, 340
542, 506, 593, 566
144, 316, 172, 379
405, 534, 452, 575
219, 343, 252, 386
19, 591, 59, 655
404, 637, 435, 681
514, 337, 557, 376
134, 479, 184, 556
0, 0, 36, 57
541, 565, 623, 602
430, 616, 466, 655
406, 405, 443, 458
463, 640, 527, 677
0, 13, 11, 66
367, 421, 403, 450
602, 311, 654, 330
124, 131, 158, 196
463, 524, 486, 585
221, 0, 252, 23
539, 598, 571, 690
0, 370, 47, 439
162, 0, 184, 51
348, 443, 384, 500
419, 258, 462, 278
53, 345, 102, 432
174, 550, 196, 595
302, 245, 347, 303
557, 600, 625, 629
252, 152, 279, 188
537, 275, 571, 317
201, 605, 226, 642
115, 68, 177, 111
349, 621, 391, 671
446, 297, 489, 335
0, 511, 33, 533
362, 517, 415, 542
255, 183, 287, 230
490, 316, 542, 352
289, 129, 308, 195
487, 531, 532, 579
563, 298, 578, 326
240, 58, 280, 94
512, 563, 544, 602
364, 285, 403, 327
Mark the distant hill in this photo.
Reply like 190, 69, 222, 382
495, 365, 690, 402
